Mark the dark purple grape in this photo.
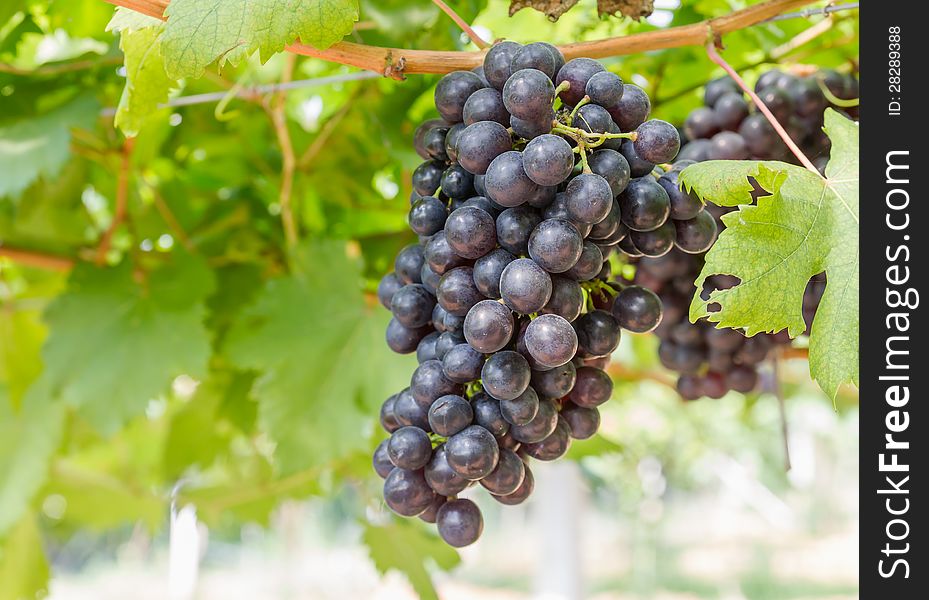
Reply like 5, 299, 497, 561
414, 119, 447, 159
618, 177, 670, 232
568, 366, 612, 408
588, 148, 631, 197
574, 310, 621, 358
564, 241, 603, 282
658, 168, 703, 221
726, 365, 759, 393
500, 258, 553, 314
483, 41, 522, 90
531, 362, 576, 399
512, 42, 558, 79
479, 447, 525, 495
425, 444, 470, 495
377, 272, 403, 309
411, 359, 461, 407
436, 266, 483, 316
658, 340, 704, 374
412, 160, 444, 196
436, 498, 483, 547
565, 173, 613, 225
522, 134, 575, 186
617, 235, 643, 258
394, 388, 431, 430
441, 165, 475, 199
424, 231, 468, 275
739, 113, 780, 157
418, 495, 447, 524
435, 331, 464, 361
390, 284, 435, 329
442, 343, 485, 383
387, 426, 433, 470
423, 125, 450, 161
373, 439, 394, 478
380, 394, 402, 433
473, 249, 516, 299
463, 88, 509, 126
428, 394, 474, 436
496, 206, 542, 256
571, 103, 613, 134
608, 84, 650, 131
712, 92, 749, 131
677, 374, 702, 400
509, 397, 558, 443
409, 196, 447, 237
674, 211, 718, 253
492, 463, 534, 505
444, 206, 497, 259
482, 350, 531, 401
456, 121, 512, 175
386, 319, 430, 354
542, 193, 593, 238
612, 285, 662, 333
634, 119, 681, 164
528, 219, 584, 274
383, 468, 437, 517
585, 70, 624, 106
417, 331, 440, 363
561, 403, 600, 439
701, 372, 729, 399
510, 110, 555, 140
435, 71, 485, 122
445, 424, 499, 479
500, 385, 539, 426
523, 415, 571, 461
619, 139, 655, 178
684, 107, 719, 140
705, 326, 745, 352
524, 314, 578, 368
734, 334, 771, 364
395, 244, 425, 284
790, 76, 827, 117
463, 299, 514, 353
678, 139, 712, 162
630, 220, 675, 257
704, 76, 740, 107
503, 68, 556, 121
445, 122, 465, 162
472, 393, 510, 436
484, 150, 540, 208
420, 263, 441, 295
541, 276, 584, 322
708, 131, 749, 160
555, 58, 605, 106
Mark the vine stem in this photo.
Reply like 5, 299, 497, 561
705, 40, 819, 174
101, 0, 818, 75
96, 138, 135, 265
264, 54, 299, 247
431, 0, 489, 49
0, 248, 75, 272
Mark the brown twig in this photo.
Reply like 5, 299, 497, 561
0, 248, 75, 272
101, 0, 818, 75
606, 361, 677, 390
705, 40, 819, 174
264, 54, 299, 247
96, 138, 135, 265
431, 0, 489, 49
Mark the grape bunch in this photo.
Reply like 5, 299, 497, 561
678, 68, 859, 172
375, 41, 669, 547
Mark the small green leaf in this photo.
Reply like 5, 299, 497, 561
106, 6, 163, 33
0, 512, 49, 600
363, 520, 460, 600
679, 110, 859, 399
113, 22, 178, 137
0, 95, 98, 199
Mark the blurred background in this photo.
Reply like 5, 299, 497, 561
0, 1, 859, 598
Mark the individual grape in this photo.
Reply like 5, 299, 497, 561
473, 249, 516, 299
388, 426, 433, 470
511, 42, 558, 78
684, 107, 719, 140
674, 211, 718, 254
588, 148, 631, 197
618, 177, 670, 232
555, 58, 605, 106
676, 374, 702, 401
445, 122, 465, 163
377, 272, 403, 309
500, 258, 553, 314
395, 244, 425, 284
423, 125, 450, 161
383, 468, 437, 517
701, 372, 729, 399
523, 416, 571, 461
541, 276, 584, 322
412, 160, 444, 197
462, 195, 498, 216
380, 394, 402, 433
471, 393, 510, 437
630, 220, 675, 257
435, 331, 465, 361
463, 299, 515, 353
386, 319, 430, 354
436, 266, 484, 316
658, 340, 705, 374
503, 68, 556, 121
568, 366, 613, 408
677, 139, 712, 162
417, 331, 440, 363
483, 41, 522, 90
484, 151, 540, 208
617, 235, 643, 258
418, 495, 447, 524
479, 448, 525, 495
428, 394, 474, 436
633, 119, 681, 164
707, 349, 734, 372
509, 398, 558, 443
510, 109, 555, 140
525, 184, 557, 209
496, 206, 542, 256
435, 70, 485, 122
463, 88, 510, 126
425, 444, 471, 495
411, 359, 461, 407
574, 310, 621, 358
542, 193, 593, 238
500, 386, 540, 426
373, 440, 394, 478
424, 231, 469, 275
612, 285, 662, 333
571, 103, 613, 134
394, 388, 431, 430
456, 121, 512, 175
482, 350, 531, 401
789, 76, 827, 117
414, 119, 447, 159
585, 70, 624, 106
441, 165, 475, 199
492, 463, 534, 505
658, 168, 703, 221
739, 113, 780, 157
705, 326, 745, 352
390, 284, 436, 329
442, 343, 485, 383
564, 241, 603, 282
532, 362, 576, 399
708, 131, 749, 160
444, 206, 497, 259
445, 425, 500, 479
607, 84, 650, 131
560, 403, 600, 439
524, 314, 578, 368
712, 92, 749, 131
756, 86, 793, 122
619, 139, 655, 178
420, 263, 441, 295
408, 196, 447, 237
565, 173, 613, 225
436, 498, 484, 547
522, 134, 575, 186
528, 219, 584, 274
704, 76, 740, 107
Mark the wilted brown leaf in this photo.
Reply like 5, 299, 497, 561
508, 0, 581, 22
597, 0, 655, 20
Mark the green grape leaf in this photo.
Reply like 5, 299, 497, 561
363, 520, 460, 600
106, 6, 163, 33
111, 21, 178, 137
225, 240, 414, 474
0, 95, 98, 199
0, 512, 49, 600
34, 254, 215, 432
679, 110, 859, 399
0, 307, 47, 409
0, 398, 65, 539
160, 0, 359, 78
